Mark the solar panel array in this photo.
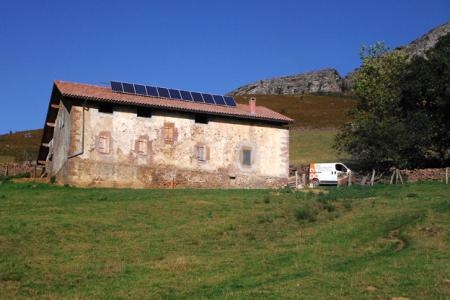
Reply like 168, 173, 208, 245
110, 81, 236, 107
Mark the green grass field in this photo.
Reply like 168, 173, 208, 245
1, 181, 449, 299
290, 129, 349, 166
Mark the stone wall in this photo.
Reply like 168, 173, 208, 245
50, 101, 289, 188
402, 168, 448, 182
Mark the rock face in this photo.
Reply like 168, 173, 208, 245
396, 21, 450, 58
344, 21, 450, 89
228, 68, 343, 96
229, 21, 450, 96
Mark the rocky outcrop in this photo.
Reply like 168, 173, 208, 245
229, 21, 450, 96
396, 21, 450, 58
228, 68, 343, 96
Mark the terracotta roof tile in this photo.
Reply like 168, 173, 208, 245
54, 80, 293, 124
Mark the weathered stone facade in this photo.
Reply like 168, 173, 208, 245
40, 81, 292, 188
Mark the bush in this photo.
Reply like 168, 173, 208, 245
294, 206, 317, 223
343, 199, 353, 211
0, 176, 11, 184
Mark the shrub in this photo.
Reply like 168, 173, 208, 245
343, 199, 353, 210
294, 206, 317, 223
321, 201, 336, 212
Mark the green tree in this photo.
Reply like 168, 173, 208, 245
335, 34, 450, 170
335, 43, 410, 170
400, 32, 450, 165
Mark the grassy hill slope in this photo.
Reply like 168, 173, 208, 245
0, 129, 42, 163
1, 182, 448, 298
235, 94, 357, 128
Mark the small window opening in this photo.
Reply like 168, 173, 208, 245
196, 145, 209, 162
242, 149, 252, 166
195, 115, 209, 124
164, 122, 175, 143
98, 103, 113, 113
136, 139, 148, 155
137, 107, 152, 118
97, 135, 111, 154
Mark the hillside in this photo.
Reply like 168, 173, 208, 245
1, 182, 448, 298
234, 94, 356, 128
0, 129, 42, 163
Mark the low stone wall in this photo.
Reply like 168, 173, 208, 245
0, 163, 37, 177
402, 168, 448, 182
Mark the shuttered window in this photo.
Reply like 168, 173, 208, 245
196, 145, 210, 162
97, 134, 111, 154
164, 123, 176, 144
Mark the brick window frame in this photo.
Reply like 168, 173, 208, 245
195, 144, 210, 162
135, 138, 151, 155
163, 122, 177, 144
96, 132, 111, 154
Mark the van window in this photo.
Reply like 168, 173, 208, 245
335, 164, 347, 172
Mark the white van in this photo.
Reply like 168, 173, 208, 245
308, 162, 352, 186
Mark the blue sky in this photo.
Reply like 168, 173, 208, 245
0, 0, 449, 133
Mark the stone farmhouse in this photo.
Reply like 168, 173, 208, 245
37, 80, 293, 188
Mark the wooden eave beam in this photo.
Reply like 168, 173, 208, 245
42, 143, 50, 147
51, 103, 60, 109
46, 122, 56, 127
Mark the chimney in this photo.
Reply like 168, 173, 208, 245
249, 97, 256, 115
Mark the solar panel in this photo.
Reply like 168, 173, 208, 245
111, 81, 123, 92
191, 92, 204, 103
134, 84, 147, 96
224, 96, 237, 107
110, 81, 237, 107
180, 90, 193, 101
157, 87, 170, 98
123, 83, 135, 94
202, 93, 215, 104
213, 95, 226, 105
146, 86, 158, 97
168, 89, 182, 99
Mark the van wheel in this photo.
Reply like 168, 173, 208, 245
311, 178, 319, 187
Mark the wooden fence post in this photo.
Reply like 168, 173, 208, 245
446, 167, 448, 185
295, 171, 298, 188
370, 169, 375, 186
397, 169, 404, 184
348, 172, 352, 186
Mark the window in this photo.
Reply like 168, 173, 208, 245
98, 103, 113, 113
196, 145, 209, 162
195, 115, 208, 124
96, 133, 111, 154
242, 149, 252, 166
137, 107, 152, 118
135, 138, 150, 155
335, 164, 347, 172
164, 122, 176, 144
